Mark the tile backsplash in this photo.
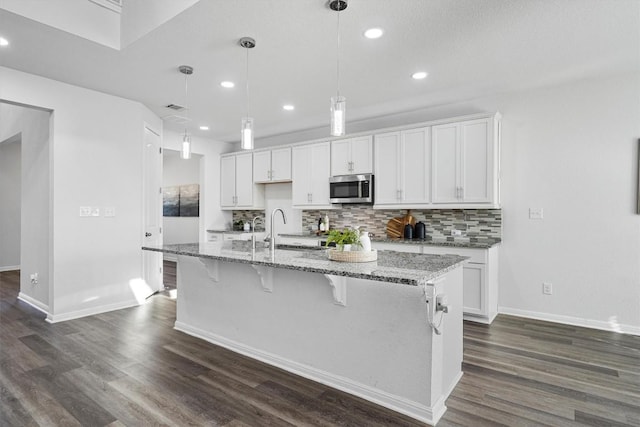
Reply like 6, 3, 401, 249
302, 206, 502, 244
233, 206, 501, 244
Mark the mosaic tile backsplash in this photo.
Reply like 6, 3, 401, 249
235, 207, 501, 244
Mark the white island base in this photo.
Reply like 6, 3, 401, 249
173, 254, 463, 425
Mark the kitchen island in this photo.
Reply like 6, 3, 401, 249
142, 242, 466, 425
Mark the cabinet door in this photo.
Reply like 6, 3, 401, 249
253, 151, 271, 183
220, 155, 236, 207
309, 142, 331, 205
462, 263, 486, 316
330, 139, 351, 176
350, 136, 373, 174
374, 132, 401, 205
460, 119, 492, 203
432, 123, 459, 203
400, 127, 430, 204
292, 145, 311, 206
235, 152, 254, 206
270, 147, 292, 181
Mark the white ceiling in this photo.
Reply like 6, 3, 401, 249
1, 0, 638, 145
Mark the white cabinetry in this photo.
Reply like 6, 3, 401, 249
420, 245, 499, 324
375, 241, 499, 324
432, 117, 498, 205
253, 147, 292, 183
292, 142, 332, 208
331, 136, 373, 176
220, 153, 264, 210
374, 127, 431, 206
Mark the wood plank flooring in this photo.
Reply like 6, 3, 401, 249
1, 269, 639, 426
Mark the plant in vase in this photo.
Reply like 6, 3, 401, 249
326, 228, 361, 251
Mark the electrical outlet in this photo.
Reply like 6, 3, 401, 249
79, 206, 91, 217
451, 229, 462, 236
529, 208, 544, 220
30, 273, 38, 285
542, 282, 553, 295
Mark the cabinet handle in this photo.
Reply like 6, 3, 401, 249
270, 170, 274, 179
460, 187, 464, 200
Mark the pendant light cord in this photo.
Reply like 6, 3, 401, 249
246, 46, 250, 118
184, 71, 189, 136
336, 8, 341, 98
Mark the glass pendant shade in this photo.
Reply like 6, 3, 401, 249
181, 132, 191, 159
330, 96, 346, 136
241, 117, 254, 150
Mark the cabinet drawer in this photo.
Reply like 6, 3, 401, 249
421, 246, 487, 263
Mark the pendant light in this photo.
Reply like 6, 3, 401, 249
178, 65, 194, 159
329, 0, 347, 137
240, 37, 256, 150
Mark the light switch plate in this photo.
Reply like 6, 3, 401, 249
529, 207, 544, 220
90, 207, 100, 217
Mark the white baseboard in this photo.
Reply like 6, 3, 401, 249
18, 292, 49, 315
46, 298, 141, 323
0, 265, 20, 272
498, 306, 640, 336
175, 321, 443, 425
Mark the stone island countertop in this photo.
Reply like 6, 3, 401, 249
142, 242, 467, 287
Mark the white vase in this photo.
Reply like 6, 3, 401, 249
360, 231, 372, 252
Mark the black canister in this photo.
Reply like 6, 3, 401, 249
414, 221, 426, 239
403, 223, 414, 239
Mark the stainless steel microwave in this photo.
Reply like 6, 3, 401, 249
329, 174, 374, 204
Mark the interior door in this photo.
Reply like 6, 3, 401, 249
143, 125, 163, 294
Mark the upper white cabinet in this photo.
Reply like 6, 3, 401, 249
220, 152, 264, 210
432, 117, 498, 205
253, 147, 292, 183
374, 127, 431, 206
292, 142, 331, 208
331, 136, 373, 176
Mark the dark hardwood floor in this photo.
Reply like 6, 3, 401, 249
1, 269, 639, 426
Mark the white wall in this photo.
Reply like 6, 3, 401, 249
0, 134, 21, 270
264, 183, 303, 237
255, 71, 640, 333
0, 103, 51, 309
162, 129, 234, 242
0, 66, 162, 321
163, 149, 201, 244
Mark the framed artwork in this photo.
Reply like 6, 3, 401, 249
163, 184, 199, 217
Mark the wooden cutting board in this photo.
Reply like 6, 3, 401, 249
386, 210, 416, 238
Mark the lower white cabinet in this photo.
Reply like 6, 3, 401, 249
375, 241, 499, 324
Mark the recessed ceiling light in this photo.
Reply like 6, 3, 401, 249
283, 105, 295, 111
0, 37, 9, 47
199, 126, 209, 130
364, 28, 383, 39
220, 81, 235, 88
412, 71, 428, 80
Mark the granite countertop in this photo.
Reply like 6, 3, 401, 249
278, 232, 500, 249
142, 242, 467, 287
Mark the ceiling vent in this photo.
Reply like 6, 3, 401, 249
165, 103, 186, 111
162, 114, 191, 125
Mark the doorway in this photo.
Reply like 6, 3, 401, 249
161, 148, 202, 294
0, 101, 52, 313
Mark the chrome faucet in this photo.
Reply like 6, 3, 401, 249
270, 208, 287, 252
251, 216, 263, 250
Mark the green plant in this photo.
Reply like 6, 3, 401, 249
326, 228, 361, 249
